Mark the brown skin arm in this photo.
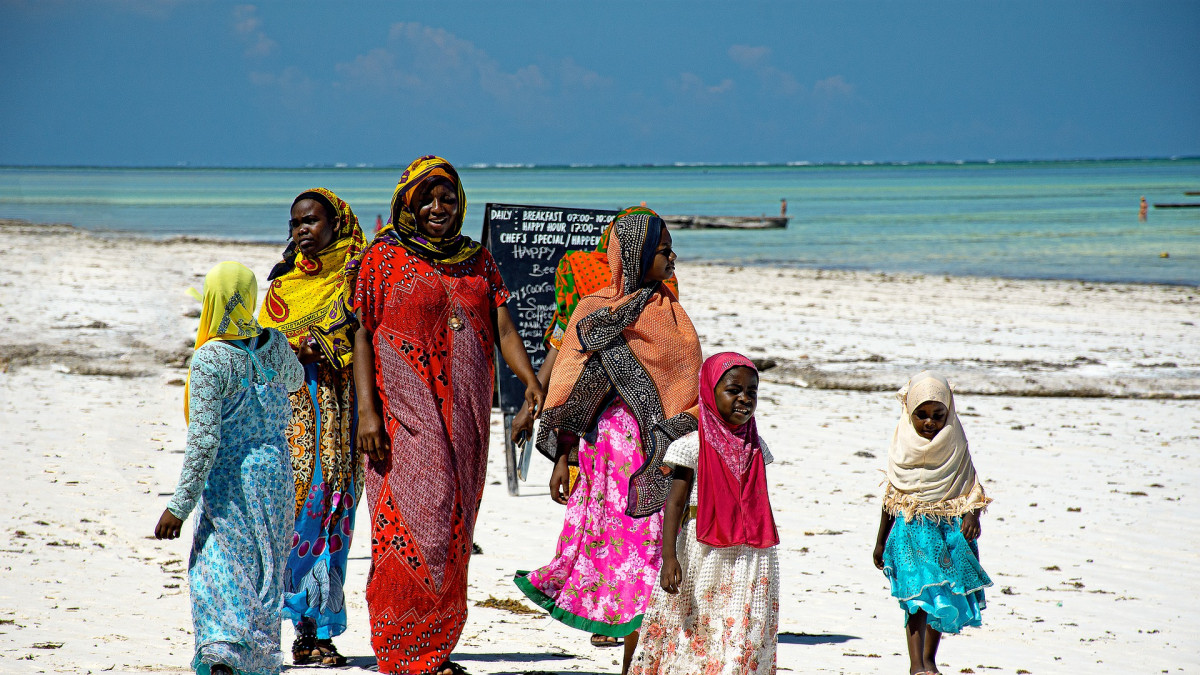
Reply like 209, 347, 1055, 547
961, 510, 982, 540
873, 507, 895, 570
492, 305, 545, 443
549, 437, 577, 505
353, 322, 389, 465
154, 510, 183, 540
512, 345, 557, 443
660, 467, 694, 594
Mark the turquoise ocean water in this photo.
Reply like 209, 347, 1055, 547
1, 159, 1197, 285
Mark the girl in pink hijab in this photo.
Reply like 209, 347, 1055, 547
629, 353, 780, 675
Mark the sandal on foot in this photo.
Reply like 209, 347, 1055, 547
590, 633, 623, 647
292, 635, 317, 665
312, 639, 347, 667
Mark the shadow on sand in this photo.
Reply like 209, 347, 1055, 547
778, 631, 860, 645
487, 667, 609, 672
453, 651, 575, 663
281, 653, 378, 671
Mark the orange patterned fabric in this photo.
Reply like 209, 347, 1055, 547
536, 206, 700, 517
544, 233, 679, 349
543, 209, 700, 424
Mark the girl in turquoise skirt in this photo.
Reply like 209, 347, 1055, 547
872, 371, 993, 675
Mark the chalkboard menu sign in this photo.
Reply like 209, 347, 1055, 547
482, 203, 618, 413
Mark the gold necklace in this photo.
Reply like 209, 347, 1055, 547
436, 270, 464, 331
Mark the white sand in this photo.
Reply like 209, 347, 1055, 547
1, 220, 1197, 674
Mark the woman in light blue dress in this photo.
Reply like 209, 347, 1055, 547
154, 262, 304, 675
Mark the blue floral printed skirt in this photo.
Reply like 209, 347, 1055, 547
882, 514, 991, 634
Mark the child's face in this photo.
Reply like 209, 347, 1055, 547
644, 226, 676, 283
910, 400, 949, 440
714, 366, 758, 426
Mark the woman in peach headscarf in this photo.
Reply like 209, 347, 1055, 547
514, 207, 702, 670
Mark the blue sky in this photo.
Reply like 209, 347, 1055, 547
2, 1, 1198, 166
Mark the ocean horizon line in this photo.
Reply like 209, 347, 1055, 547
2, 218, 1193, 290
2, 155, 1198, 172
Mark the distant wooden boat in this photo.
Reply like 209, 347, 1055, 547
663, 215, 788, 230
1185, 191, 1200, 196
1152, 203, 1200, 208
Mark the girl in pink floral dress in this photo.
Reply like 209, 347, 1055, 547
630, 353, 780, 675
514, 207, 702, 671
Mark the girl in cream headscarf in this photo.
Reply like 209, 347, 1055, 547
872, 371, 993, 675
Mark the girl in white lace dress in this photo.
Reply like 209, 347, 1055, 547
629, 353, 779, 675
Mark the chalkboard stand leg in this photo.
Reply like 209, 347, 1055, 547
502, 412, 519, 496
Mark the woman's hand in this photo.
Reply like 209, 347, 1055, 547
523, 381, 545, 420
511, 382, 544, 446
549, 452, 572, 505
660, 554, 683, 594
294, 338, 324, 365
873, 508, 895, 571
511, 401, 533, 445
961, 511, 982, 540
155, 510, 183, 540
357, 410, 390, 464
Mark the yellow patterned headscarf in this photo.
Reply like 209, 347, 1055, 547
259, 187, 365, 370
376, 155, 481, 264
184, 261, 263, 421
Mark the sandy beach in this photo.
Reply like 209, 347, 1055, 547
0, 219, 1196, 674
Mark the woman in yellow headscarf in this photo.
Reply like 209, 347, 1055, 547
353, 156, 544, 675
258, 188, 366, 667
155, 261, 304, 675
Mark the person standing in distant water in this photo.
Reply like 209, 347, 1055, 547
515, 207, 702, 673
155, 262, 304, 675
1139, 196, 1148, 221
354, 155, 544, 675
780, 198, 788, 217
375, 213, 384, 233
259, 188, 366, 667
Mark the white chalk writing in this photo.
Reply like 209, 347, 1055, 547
510, 245, 559, 260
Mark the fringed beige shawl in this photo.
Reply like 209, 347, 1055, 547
884, 371, 992, 522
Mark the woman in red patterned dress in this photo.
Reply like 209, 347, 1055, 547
353, 156, 543, 675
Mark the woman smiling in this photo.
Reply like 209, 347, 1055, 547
353, 156, 544, 675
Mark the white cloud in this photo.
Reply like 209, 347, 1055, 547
814, 75, 855, 99
232, 5, 276, 57
248, 67, 316, 107
383, 22, 550, 101
335, 48, 421, 91
560, 58, 612, 90
727, 44, 801, 97
728, 45, 770, 67
676, 72, 735, 96
331, 22, 608, 113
